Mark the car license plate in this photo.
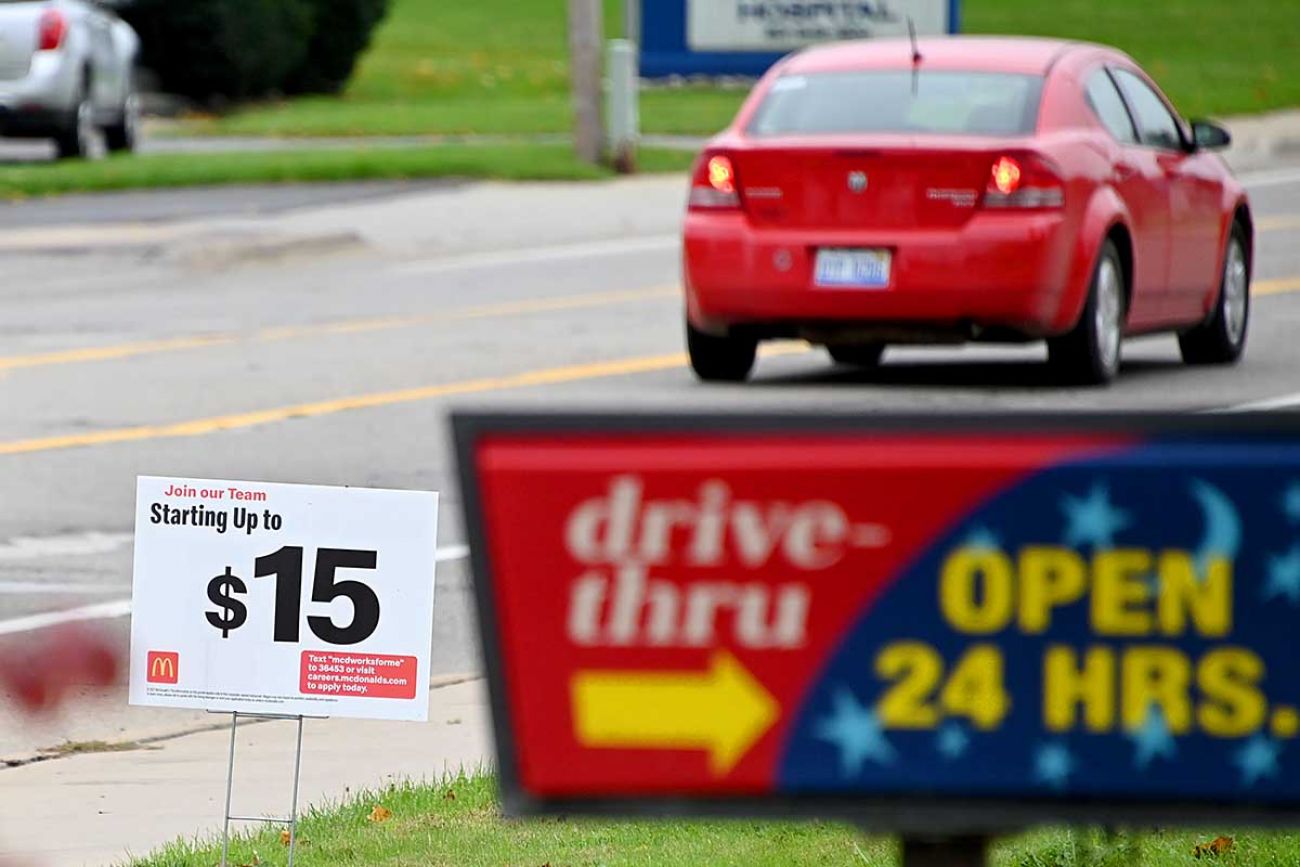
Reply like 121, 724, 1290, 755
814, 249, 892, 289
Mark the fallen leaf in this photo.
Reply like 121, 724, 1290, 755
368, 804, 393, 823
1193, 836, 1234, 858
279, 830, 309, 847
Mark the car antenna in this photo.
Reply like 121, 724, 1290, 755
907, 16, 922, 95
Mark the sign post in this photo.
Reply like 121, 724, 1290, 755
130, 477, 438, 864
568, 0, 604, 164
456, 412, 1300, 853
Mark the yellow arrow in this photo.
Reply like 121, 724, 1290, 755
570, 650, 779, 776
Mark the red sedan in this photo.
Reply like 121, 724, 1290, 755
683, 37, 1252, 385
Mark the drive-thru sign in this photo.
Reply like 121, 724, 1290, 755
457, 413, 1300, 829
130, 477, 439, 722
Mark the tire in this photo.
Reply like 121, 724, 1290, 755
827, 343, 885, 368
54, 92, 96, 160
1048, 239, 1125, 386
104, 91, 140, 154
1179, 223, 1250, 365
686, 319, 756, 383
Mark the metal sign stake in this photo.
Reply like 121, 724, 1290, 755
900, 835, 989, 867
217, 711, 316, 867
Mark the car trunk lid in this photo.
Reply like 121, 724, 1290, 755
733, 137, 1006, 231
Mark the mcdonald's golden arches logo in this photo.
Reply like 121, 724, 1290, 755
146, 651, 179, 684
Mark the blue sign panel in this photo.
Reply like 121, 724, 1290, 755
642, 0, 962, 79
781, 441, 1300, 809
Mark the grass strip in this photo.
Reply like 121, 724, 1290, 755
126, 770, 1300, 867
0, 145, 695, 199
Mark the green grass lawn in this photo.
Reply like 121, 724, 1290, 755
171, 0, 1300, 140
0, 145, 694, 199
126, 772, 1300, 867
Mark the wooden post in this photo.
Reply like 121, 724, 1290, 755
568, 0, 605, 165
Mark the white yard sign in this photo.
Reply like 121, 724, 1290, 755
688, 0, 951, 53
130, 477, 438, 721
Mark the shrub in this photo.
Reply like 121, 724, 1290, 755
120, 0, 389, 105
285, 0, 391, 95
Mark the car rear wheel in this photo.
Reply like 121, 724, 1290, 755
54, 93, 97, 160
827, 343, 885, 368
105, 91, 140, 154
686, 320, 756, 382
1048, 239, 1125, 386
1178, 223, 1250, 365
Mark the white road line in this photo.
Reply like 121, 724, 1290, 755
1241, 168, 1300, 189
0, 531, 133, 562
0, 599, 133, 636
0, 582, 124, 594
1221, 391, 1300, 412
390, 235, 680, 277
435, 543, 470, 562
0, 544, 472, 636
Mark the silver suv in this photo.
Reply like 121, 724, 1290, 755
0, 0, 139, 158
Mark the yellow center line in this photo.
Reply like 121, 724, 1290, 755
0, 286, 678, 374
1256, 276, 1300, 296
0, 342, 811, 457
1258, 215, 1300, 233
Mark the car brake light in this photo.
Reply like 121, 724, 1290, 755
990, 157, 1022, 195
689, 153, 741, 210
984, 154, 1064, 209
38, 9, 68, 51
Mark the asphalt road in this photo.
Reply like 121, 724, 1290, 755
2, 161, 1300, 753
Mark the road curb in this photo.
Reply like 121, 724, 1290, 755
0, 223, 367, 266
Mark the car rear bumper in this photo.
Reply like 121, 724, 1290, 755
0, 50, 80, 135
683, 210, 1080, 340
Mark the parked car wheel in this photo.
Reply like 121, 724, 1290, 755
104, 90, 140, 153
54, 92, 97, 160
1178, 222, 1250, 365
687, 319, 756, 382
1048, 239, 1125, 386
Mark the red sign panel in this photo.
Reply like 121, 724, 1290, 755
457, 413, 1300, 829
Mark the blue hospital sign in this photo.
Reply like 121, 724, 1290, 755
689, 0, 953, 51
642, 1, 961, 78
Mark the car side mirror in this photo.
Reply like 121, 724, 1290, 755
1190, 119, 1232, 151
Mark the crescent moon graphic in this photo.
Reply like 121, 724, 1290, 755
1192, 480, 1241, 575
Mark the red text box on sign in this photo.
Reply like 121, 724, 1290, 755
299, 651, 418, 700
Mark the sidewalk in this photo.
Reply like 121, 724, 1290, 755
0, 676, 491, 867
0, 173, 688, 265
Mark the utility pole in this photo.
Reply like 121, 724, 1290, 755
568, 0, 604, 165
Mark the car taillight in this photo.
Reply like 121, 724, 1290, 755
688, 153, 741, 210
984, 154, 1064, 209
38, 9, 68, 51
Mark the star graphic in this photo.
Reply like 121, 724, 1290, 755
1264, 546, 1300, 605
1128, 704, 1177, 770
936, 722, 969, 760
1061, 484, 1131, 549
1034, 742, 1075, 790
1284, 483, 1300, 524
962, 526, 1001, 550
1234, 735, 1282, 787
813, 688, 896, 776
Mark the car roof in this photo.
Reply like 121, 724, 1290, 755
779, 36, 1104, 77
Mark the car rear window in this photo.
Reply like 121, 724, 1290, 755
747, 70, 1044, 137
